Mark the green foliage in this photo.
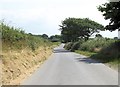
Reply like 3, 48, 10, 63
91, 41, 120, 63
41, 34, 48, 39
98, 2, 120, 31
75, 41, 119, 64
64, 38, 115, 53
1, 22, 53, 51
1, 23, 26, 43
59, 17, 104, 42
70, 42, 80, 52
75, 50, 96, 57
79, 38, 115, 52
95, 34, 102, 38
64, 39, 84, 51
64, 37, 116, 54
49, 35, 61, 42
52, 42, 61, 46
74, 39, 119, 64
64, 42, 74, 50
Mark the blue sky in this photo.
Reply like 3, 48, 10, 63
0, 0, 118, 38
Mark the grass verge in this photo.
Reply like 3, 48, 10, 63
75, 50, 97, 57
75, 50, 118, 70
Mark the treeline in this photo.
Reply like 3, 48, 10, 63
59, 18, 104, 42
0, 22, 53, 51
41, 34, 61, 42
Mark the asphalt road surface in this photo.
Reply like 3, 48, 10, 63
21, 44, 118, 85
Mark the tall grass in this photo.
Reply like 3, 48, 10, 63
91, 41, 120, 63
79, 38, 116, 52
1, 22, 53, 51
64, 38, 119, 65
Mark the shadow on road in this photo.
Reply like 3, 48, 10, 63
75, 57, 101, 64
53, 49, 70, 53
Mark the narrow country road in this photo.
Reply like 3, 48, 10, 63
21, 44, 118, 85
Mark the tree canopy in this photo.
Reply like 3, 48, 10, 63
41, 34, 48, 39
59, 18, 104, 42
98, 2, 120, 31
49, 35, 61, 42
95, 34, 103, 38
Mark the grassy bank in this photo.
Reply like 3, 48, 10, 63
64, 38, 119, 69
75, 50, 118, 70
0, 22, 60, 85
75, 50, 97, 57
2, 46, 54, 85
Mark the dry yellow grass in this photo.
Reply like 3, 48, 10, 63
1, 46, 53, 85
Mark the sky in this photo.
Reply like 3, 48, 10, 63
0, 0, 118, 38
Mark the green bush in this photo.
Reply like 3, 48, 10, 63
64, 42, 74, 50
70, 42, 80, 52
64, 39, 85, 51
79, 38, 115, 52
91, 40, 120, 62
1, 22, 53, 51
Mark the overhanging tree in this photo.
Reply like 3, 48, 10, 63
59, 18, 104, 42
95, 34, 103, 38
98, 2, 120, 31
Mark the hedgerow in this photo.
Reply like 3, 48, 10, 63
1, 22, 52, 51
